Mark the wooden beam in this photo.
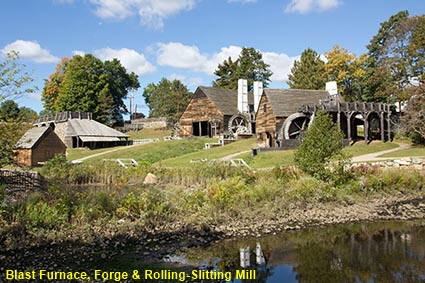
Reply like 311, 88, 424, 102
380, 112, 385, 142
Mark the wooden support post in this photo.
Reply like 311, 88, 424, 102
347, 113, 352, 142
380, 112, 385, 142
337, 103, 341, 129
387, 111, 391, 141
364, 114, 369, 144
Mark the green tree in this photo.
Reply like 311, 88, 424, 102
46, 54, 139, 124
362, 11, 409, 102
324, 45, 367, 101
142, 78, 192, 121
213, 47, 272, 90
294, 111, 347, 181
41, 58, 70, 112
0, 100, 20, 121
0, 51, 37, 102
287, 48, 326, 90
18, 107, 38, 122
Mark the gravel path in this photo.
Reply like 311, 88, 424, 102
220, 150, 251, 161
71, 143, 143, 163
351, 142, 411, 163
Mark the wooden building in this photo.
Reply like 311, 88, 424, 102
33, 112, 128, 149
178, 85, 256, 138
256, 89, 330, 147
14, 126, 66, 167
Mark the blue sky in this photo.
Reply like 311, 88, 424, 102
1, 0, 424, 116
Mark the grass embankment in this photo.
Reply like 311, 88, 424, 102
66, 128, 172, 161
87, 138, 214, 165
378, 146, 425, 158
1, 157, 424, 250
158, 138, 257, 167
126, 128, 171, 140
237, 142, 399, 169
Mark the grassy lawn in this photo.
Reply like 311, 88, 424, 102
87, 138, 214, 164
67, 146, 127, 161
343, 141, 399, 156
378, 146, 425, 158
126, 128, 171, 139
233, 141, 400, 169
158, 138, 257, 167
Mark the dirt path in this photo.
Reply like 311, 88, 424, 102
351, 142, 411, 163
220, 150, 251, 161
71, 143, 143, 163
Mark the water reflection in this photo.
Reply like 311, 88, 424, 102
181, 221, 425, 283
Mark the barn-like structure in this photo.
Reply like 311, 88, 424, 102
255, 88, 331, 147
34, 112, 128, 149
14, 126, 66, 167
178, 80, 261, 138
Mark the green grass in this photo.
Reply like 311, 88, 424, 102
158, 138, 257, 167
67, 146, 127, 161
87, 138, 214, 164
234, 141, 400, 169
126, 128, 171, 139
378, 146, 425, 158
342, 142, 399, 156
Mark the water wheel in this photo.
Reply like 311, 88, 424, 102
228, 114, 250, 135
281, 113, 310, 139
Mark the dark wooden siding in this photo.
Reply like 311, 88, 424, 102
31, 129, 66, 166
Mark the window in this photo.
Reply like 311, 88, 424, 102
263, 104, 267, 113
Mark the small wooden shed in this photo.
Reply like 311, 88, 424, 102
14, 126, 66, 167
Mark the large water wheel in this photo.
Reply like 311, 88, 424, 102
228, 114, 250, 135
281, 113, 311, 140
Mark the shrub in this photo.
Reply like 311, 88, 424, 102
294, 111, 349, 182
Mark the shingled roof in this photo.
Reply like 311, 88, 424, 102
66, 119, 128, 139
264, 89, 330, 117
14, 126, 50, 149
197, 86, 254, 116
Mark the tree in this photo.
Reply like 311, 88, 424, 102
0, 100, 20, 121
324, 45, 366, 101
213, 47, 272, 91
142, 78, 192, 121
0, 51, 37, 102
294, 111, 347, 181
287, 48, 326, 90
403, 85, 425, 144
41, 58, 70, 112
0, 100, 38, 122
362, 11, 410, 102
43, 54, 139, 124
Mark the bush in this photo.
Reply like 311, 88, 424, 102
294, 111, 349, 182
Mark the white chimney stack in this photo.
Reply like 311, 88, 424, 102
253, 81, 263, 113
326, 81, 338, 96
238, 79, 248, 113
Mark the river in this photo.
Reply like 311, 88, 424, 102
2, 221, 425, 282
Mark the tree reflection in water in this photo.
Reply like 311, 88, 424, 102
183, 221, 425, 283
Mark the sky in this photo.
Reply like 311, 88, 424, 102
1, 0, 424, 116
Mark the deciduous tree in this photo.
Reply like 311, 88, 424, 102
143, 78, 192, 121
0, 51, 37, 102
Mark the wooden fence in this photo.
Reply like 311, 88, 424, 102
0, 169, 46, 194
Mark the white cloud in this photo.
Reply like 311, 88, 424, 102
29, 93, 42, 100
1, 40, 60, 64
89, 0, 196, 29
263, 52, 299, 83
156, 42, 299, 83
94, 47, 156, 75
284, 0, 340, 13
156, 42, 241, 75
72, 50, 86, 56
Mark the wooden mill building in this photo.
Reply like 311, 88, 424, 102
33, 112, 128, 149
178, 85, 256, 138
14, 126, 66, 167
256, 88, 330, 147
